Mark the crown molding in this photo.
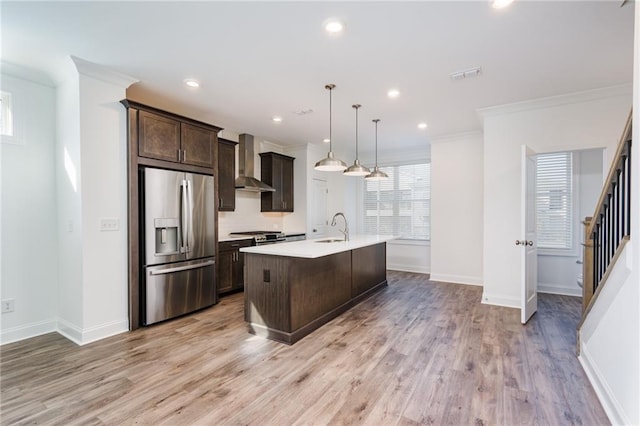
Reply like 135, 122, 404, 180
1, 61, 56, 87
477, 84, 632, 119
71, 55, 138, 89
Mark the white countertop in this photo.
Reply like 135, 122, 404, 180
240, 235, 396, 259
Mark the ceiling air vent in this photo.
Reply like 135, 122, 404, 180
449, 66, 482, 81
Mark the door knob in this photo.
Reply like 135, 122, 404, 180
515, 240, 534, 246
526, 240, 534, 246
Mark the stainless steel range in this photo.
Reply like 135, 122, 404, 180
229, 231, 286, 245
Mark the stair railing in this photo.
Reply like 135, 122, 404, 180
581, 111, 632, 316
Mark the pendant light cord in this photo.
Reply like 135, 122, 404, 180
374, 119, 380, 167
354, 105, 359, 158
329, 88, 332, 151
327, 85, 333, 151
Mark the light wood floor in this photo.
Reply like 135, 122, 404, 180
1, 271, 609, 425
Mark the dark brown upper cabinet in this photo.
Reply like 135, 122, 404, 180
260, 152, 295, 212
136, 107, 217, 168
218, 138, 237, 212
181, 123, 216, 168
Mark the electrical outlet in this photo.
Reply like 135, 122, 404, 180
1, 299, 15, 313
100, 218, 119, 232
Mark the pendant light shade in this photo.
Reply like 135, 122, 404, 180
365, 119, 389, 181
315, 84, 347, 172
344, 104, 371, 177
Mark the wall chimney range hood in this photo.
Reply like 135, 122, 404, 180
235, 134, 276, 192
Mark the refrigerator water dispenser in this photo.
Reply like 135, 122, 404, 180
154, 218, 179, 256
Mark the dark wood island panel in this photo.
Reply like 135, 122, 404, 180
352, 242, 387, 301
244, 242, 388, 344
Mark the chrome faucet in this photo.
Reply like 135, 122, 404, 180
331, 212, 349, 242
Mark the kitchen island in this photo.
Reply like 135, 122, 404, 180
240, 235, 394, 344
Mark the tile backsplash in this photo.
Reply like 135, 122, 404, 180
218, 190, 285, 238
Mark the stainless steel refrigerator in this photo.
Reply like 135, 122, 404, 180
142, 167, 216, 325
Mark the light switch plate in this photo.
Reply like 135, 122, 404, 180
100, 218, 119, 231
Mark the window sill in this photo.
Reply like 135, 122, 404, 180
538, 248, 578, 257
388, 238, 430, 247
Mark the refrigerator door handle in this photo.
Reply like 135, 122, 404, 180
180, 179, 189, 253
186, 178, 193, 253
148, 260, 215, 276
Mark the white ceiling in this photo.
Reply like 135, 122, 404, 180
1, 1, 635, 154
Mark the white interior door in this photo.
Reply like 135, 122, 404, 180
310, 178, 328, 238
521, 145, 538, 324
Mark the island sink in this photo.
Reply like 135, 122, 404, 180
314, 238, 345, 243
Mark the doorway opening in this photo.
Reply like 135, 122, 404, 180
536, 148, 604, 298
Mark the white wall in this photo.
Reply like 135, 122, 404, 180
430, 132, 483, 285
55, 61, 84, 337
578, 6, 640, 425
480, 86, 632, 308
386, 240, 430, 274
0, 69, 58, 344
75, 58, 132, 343
56, 57, 134, 344
537, 149, 603, 297
1, 57, 135, 346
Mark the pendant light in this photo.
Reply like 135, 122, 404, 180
344, 104, 371, 177
315, 84, 347, 171
365, 119, 389, 181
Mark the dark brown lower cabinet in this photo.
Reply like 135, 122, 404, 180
244, 242, 388, 344
218, 240, 252, 294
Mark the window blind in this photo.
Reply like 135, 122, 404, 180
363, 162, 430, 240
535, 152, 573, 250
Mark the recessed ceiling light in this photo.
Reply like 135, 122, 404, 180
184, 79, 200, 88
418, 122, 428, 130
325, 20, 344, 34
387, 89, 400, 99
492, 0, 514, 9
272, 116, 283, 123
323, 138, 330, 143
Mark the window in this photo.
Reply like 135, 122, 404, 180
0, 91, 13, 137
536, 152, 573, 250
363, 162, 430, 240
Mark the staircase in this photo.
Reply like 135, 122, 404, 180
578, 111, 632, 335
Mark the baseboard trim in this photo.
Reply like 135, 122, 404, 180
55, 317, 129, 346
0, 319, 57, 345
387, 263, 430, 274
80, 319, 129, 345
481, 292, 519, 309
579, 343, 630, 426
56, 317, 83, 345
429, 273, 482, 286
538, 282, 582, 297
